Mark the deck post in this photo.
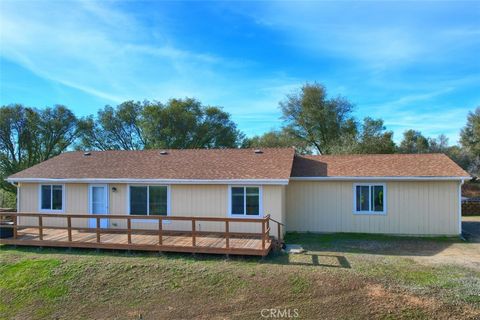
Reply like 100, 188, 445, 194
38, 215, 43, 240
192, 218, 196, 247
96, 217, 100, 243
261, 219, 266, 250
158, 217, 163, 246
67, 216, 72, 242
13, 214, 17, 239
277, 222, 281, 241
127, 218, 132, 244
4, 213, 272, 257
225, 220, 229, 249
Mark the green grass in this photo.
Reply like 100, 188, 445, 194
288, 274, 311, 295
0, 258, 73, 319
0, 231, 478, 319
285, 231, 461, 247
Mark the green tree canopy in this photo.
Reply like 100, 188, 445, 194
460, 107, 480, 156
0, 104, 79, 192
458, 107, 480, 176
142, 98, 243, 149
78, 98, 243, 150
398, 130, 430, 154
77, 101, 147, 150
241, 128, 313, 154
354, 117, 396, 154
280, 83, 356, 154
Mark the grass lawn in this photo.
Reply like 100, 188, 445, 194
1, 233, 479, 320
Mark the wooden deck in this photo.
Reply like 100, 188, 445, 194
0, 212, 279, 256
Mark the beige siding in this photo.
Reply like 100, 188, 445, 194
29, 183, 287, 236
108, 184, 128, 229
18, 183, 38, 213
286, 180, 460, 236
17, 180, 459, 236
18, 183, 89, 227
116, 184, 285, 236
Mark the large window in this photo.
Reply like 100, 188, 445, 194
129, 186, 168, 215
40, 185, 63, 211
354, 184, 386, 214
230, 186, 261, 216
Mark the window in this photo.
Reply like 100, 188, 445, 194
40, 185, 63, 211
229, 186, 261, 216
129, 186, 168, 215
354, 184, 386, 214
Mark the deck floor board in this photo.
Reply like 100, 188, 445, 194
1, 227, 271, 256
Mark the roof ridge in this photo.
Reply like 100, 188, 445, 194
298, 153, 448, 157
76, 147, 295, 153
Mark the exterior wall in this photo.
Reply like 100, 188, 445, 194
18, 183, 285, 237
16, 180, 460, 236
286, 180, 460, 236
109, 184, 285, 236
18, 183, 88, 227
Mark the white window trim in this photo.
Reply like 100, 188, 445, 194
353, 183, 387, 215
227, 185, 263, 218
38, 184, 65, 213
127, 184, 171, 223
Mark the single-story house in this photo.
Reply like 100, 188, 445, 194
6, 147, 470, 237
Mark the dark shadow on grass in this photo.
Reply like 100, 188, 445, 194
266, 252, 351, 268
283, 231, 464, 257
0, 244, 352, 269
4, 219, 478, 264
0, 244, 266, 264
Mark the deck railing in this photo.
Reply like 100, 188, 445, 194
0, 212, 274, 256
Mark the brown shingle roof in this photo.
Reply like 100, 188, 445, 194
291, 153, 469, 178
8, 149, 469, 182
8, 148, 295, 181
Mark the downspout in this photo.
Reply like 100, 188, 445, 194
8, 181, 19, 212
459, 179, 464, 236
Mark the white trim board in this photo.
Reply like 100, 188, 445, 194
88, 184, 109, 228
38, 184, 65, 213
352, 183, 387, 215
290, 176, 471, 181
459, 179, 464, 235
7, 178, 289, 185
7, 176, 471, 185
227, 185, 264, 218
126, 184, 171, 223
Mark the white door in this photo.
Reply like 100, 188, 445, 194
89, 184, 109, 228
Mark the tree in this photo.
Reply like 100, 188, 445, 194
141, 98, 243, 149
460, 107, 480, 156
0, 104, 79, 193
398, 130, 430, 153
354, 117, 396, 154
77, 101, 147, 150
428, 134, 449, 153
78, 99, 244, 150
280, 83, 356, 154
457, 107, 480, 176
241, 128, 313, 153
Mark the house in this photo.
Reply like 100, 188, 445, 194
5, 148, 469, 239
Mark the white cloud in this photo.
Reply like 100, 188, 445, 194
237, 1, 480, 72
0, 0, 231, 104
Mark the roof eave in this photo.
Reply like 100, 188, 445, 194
290, 176, 471, 181
5, 177, 290, 185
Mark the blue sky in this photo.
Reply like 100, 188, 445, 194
0, 1, 479, 144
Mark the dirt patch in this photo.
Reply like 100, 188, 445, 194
365, 284, 478, 320
411, 217, 480, 270
1, 249, 479, 320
